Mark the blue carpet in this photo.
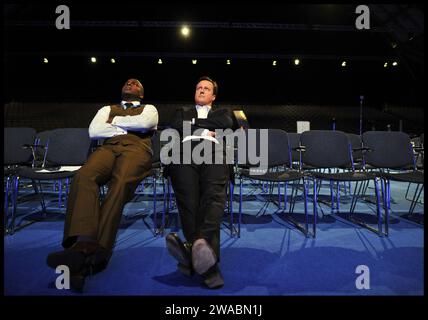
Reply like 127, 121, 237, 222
4, 179, 424, 295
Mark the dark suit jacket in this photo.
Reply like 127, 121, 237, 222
170, 106, 235, 137
164, 106, 237, 177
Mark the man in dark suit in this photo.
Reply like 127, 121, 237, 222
165, 76, 235, 289
46, 79, 158, 291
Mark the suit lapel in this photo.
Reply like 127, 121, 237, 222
183, 106, 198, 121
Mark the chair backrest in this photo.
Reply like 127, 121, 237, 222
266, 129, 291, 167
4, 127, 36, 165
44, 128, 92, 166
287, 132, 301, 162
300, 130, 352, 168
362, 131, 415, 169
346, 133, 363, 162
236, 128, 291, 168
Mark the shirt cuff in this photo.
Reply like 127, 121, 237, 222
201, 129, 209, 137
116, 126, 127, 135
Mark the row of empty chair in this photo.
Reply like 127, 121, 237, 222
4, 127, 424, 238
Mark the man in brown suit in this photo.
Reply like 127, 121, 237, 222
47, 79, 158, 291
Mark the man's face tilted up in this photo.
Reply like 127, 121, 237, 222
122, 79, 144, 101
194, 80, 216, 106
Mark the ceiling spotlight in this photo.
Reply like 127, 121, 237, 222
181, 26, 190, 37
192, 59, 197, 65
43, 58, 48, 64
91, 57, 97, 63
392, 61, 398, 66
272, 60, 277, 66
158, 58, 163, 65
226, 59, 231, 65
110, 58, 116, 64
294, 59, 300, 66
341, 61, 347, 67
384, 62, 388, 68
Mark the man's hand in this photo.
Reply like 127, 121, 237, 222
207, 131, 216, 137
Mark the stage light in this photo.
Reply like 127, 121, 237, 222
392, 61, 398, 66
384, 62, 388, 68
181, 26, 190, 37
158, 58, 163, 65
226, 59, 231, 65
192, 59, 197, 65
43, 58, 48, 64
110, 58, 116, 64
294, 59, 300, 65
91, 57, 97, 63
341, 61, 347, 67
272, 60, 277, 66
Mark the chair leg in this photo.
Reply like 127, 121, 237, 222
58, 179, 63, 209
313, 178, 318, 238
153, 175, 158, 236
385, 179, 391, 236
303, 179, 310, 237
4, 176, 11, 234
10, 176, 20, 235
239, 176, 243, 238
409, 184, 423, 216
160, 176, 166, 236
32, 180, 47, 215
374, 177, 384, 236
329, 180, 335, 214
336, 181, 340, 213
284, 182, 288, 211
229, 181, 235, 237
404, 182, 412, 200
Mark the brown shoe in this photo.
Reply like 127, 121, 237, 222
47, 241, 110, 293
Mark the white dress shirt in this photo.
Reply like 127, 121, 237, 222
88, 102, 159, 139
195, 104, 212, 136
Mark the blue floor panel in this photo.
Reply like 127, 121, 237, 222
4, 180, 424, 295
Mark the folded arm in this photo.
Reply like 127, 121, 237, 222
194, 109, 234, 131
111, 104, 159, 131
88, 106, 127, 139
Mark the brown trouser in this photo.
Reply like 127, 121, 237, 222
63, 141, 152, 251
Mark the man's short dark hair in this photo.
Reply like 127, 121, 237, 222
197, 76, 218, 96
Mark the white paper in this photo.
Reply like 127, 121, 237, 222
297, 121, 310, 134
35, 166, 81, 173
182, 135, 219, 144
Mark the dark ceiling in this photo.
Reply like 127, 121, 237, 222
3, 4, 424, 106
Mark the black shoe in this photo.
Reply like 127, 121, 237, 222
47, 241, 111, 292
166, 233, 193, 276
201, 264, 224, 289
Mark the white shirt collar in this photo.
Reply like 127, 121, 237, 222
196, 104, 212, 111
121, 100, 141, 108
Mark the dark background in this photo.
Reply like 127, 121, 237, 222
3, 4, 424, 133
